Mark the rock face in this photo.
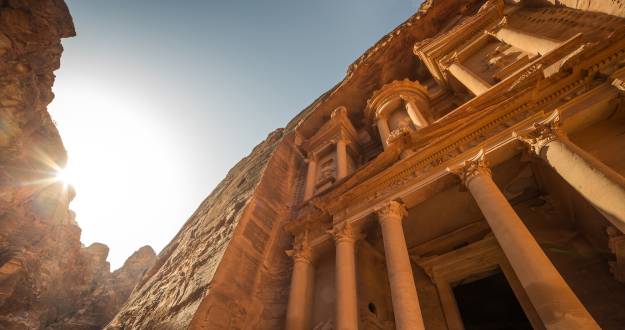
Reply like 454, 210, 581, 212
0, 1, 156, 329
46, 245, 157, 330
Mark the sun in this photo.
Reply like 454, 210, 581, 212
55, 168, 73, 185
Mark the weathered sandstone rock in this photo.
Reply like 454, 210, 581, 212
0, 1, 155, 329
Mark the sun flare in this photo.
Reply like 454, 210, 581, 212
55, 168, 73, 185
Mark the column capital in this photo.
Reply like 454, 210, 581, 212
286, 231, 312, 264
306, 152, 318, 163
375, 200, 407, 223
514, 111, 565, 156
439, 52, 460, 72
447, 149, 492, 187
329, 222, 357, 244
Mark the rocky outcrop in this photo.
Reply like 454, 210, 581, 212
0, 1, 155, 329
46, 245, 157, 330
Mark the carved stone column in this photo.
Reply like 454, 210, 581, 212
516, 113, 625, 233
304, 154, 317, 200
286, 232, 314, 330
449, 152, 600, 329
377, 116, 391, 150
376, 201, 426, 330
330, 222, 359, 330
403, 96, 429, 129
446, 61, 491, 96
435, 280, 464, 330
336, 138, 349, 180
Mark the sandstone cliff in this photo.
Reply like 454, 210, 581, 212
0, 1, 155, 329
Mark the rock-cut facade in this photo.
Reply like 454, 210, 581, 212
105, 0, 625, 328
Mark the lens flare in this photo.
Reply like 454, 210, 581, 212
55, 168, 72, 185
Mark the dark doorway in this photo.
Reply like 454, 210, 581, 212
452, 272, 532, 330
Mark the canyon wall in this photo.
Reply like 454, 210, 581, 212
0, 1, 155, 329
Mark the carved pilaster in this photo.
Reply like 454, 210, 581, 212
375, 200, 407, 224
286, 230, 312, 264
447, 149, 492, 188
514, 111, 563, 157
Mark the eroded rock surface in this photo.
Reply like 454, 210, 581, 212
0, 1, 155, 329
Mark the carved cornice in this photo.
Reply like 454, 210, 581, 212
446, 149, 491, 187
375, 200, 407, 223
303, 105, 359, 155
286, 230, 312, 264
513, 110, 563, 156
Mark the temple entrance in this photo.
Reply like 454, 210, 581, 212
452, 272, 532, 330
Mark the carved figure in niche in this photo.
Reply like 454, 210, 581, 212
387, 106, 415, 132
315, 156, 336, 191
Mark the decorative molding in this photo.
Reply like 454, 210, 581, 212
386, 127, 412, 146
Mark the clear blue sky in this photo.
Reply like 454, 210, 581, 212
49, 0, 419, 269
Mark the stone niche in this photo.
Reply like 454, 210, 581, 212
365, 80, 431, 150
301, 106, 360, 200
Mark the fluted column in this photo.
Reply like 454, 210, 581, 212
304, 154, 317, 200
376, 201, 425, 330
447, 62, 491, 96
404, 98, 429, 129
516, 113, 625, 233
449, 152, 600, 329
377, 116, 391, 150
285, 233, 314, 330
336, 138, 349, 180
330, 223, 359, 330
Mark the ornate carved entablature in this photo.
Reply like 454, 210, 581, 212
365, 79, 431, 150
301, 106, 361, 199
312, 52, 617, 224
413, 0, 503, 88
